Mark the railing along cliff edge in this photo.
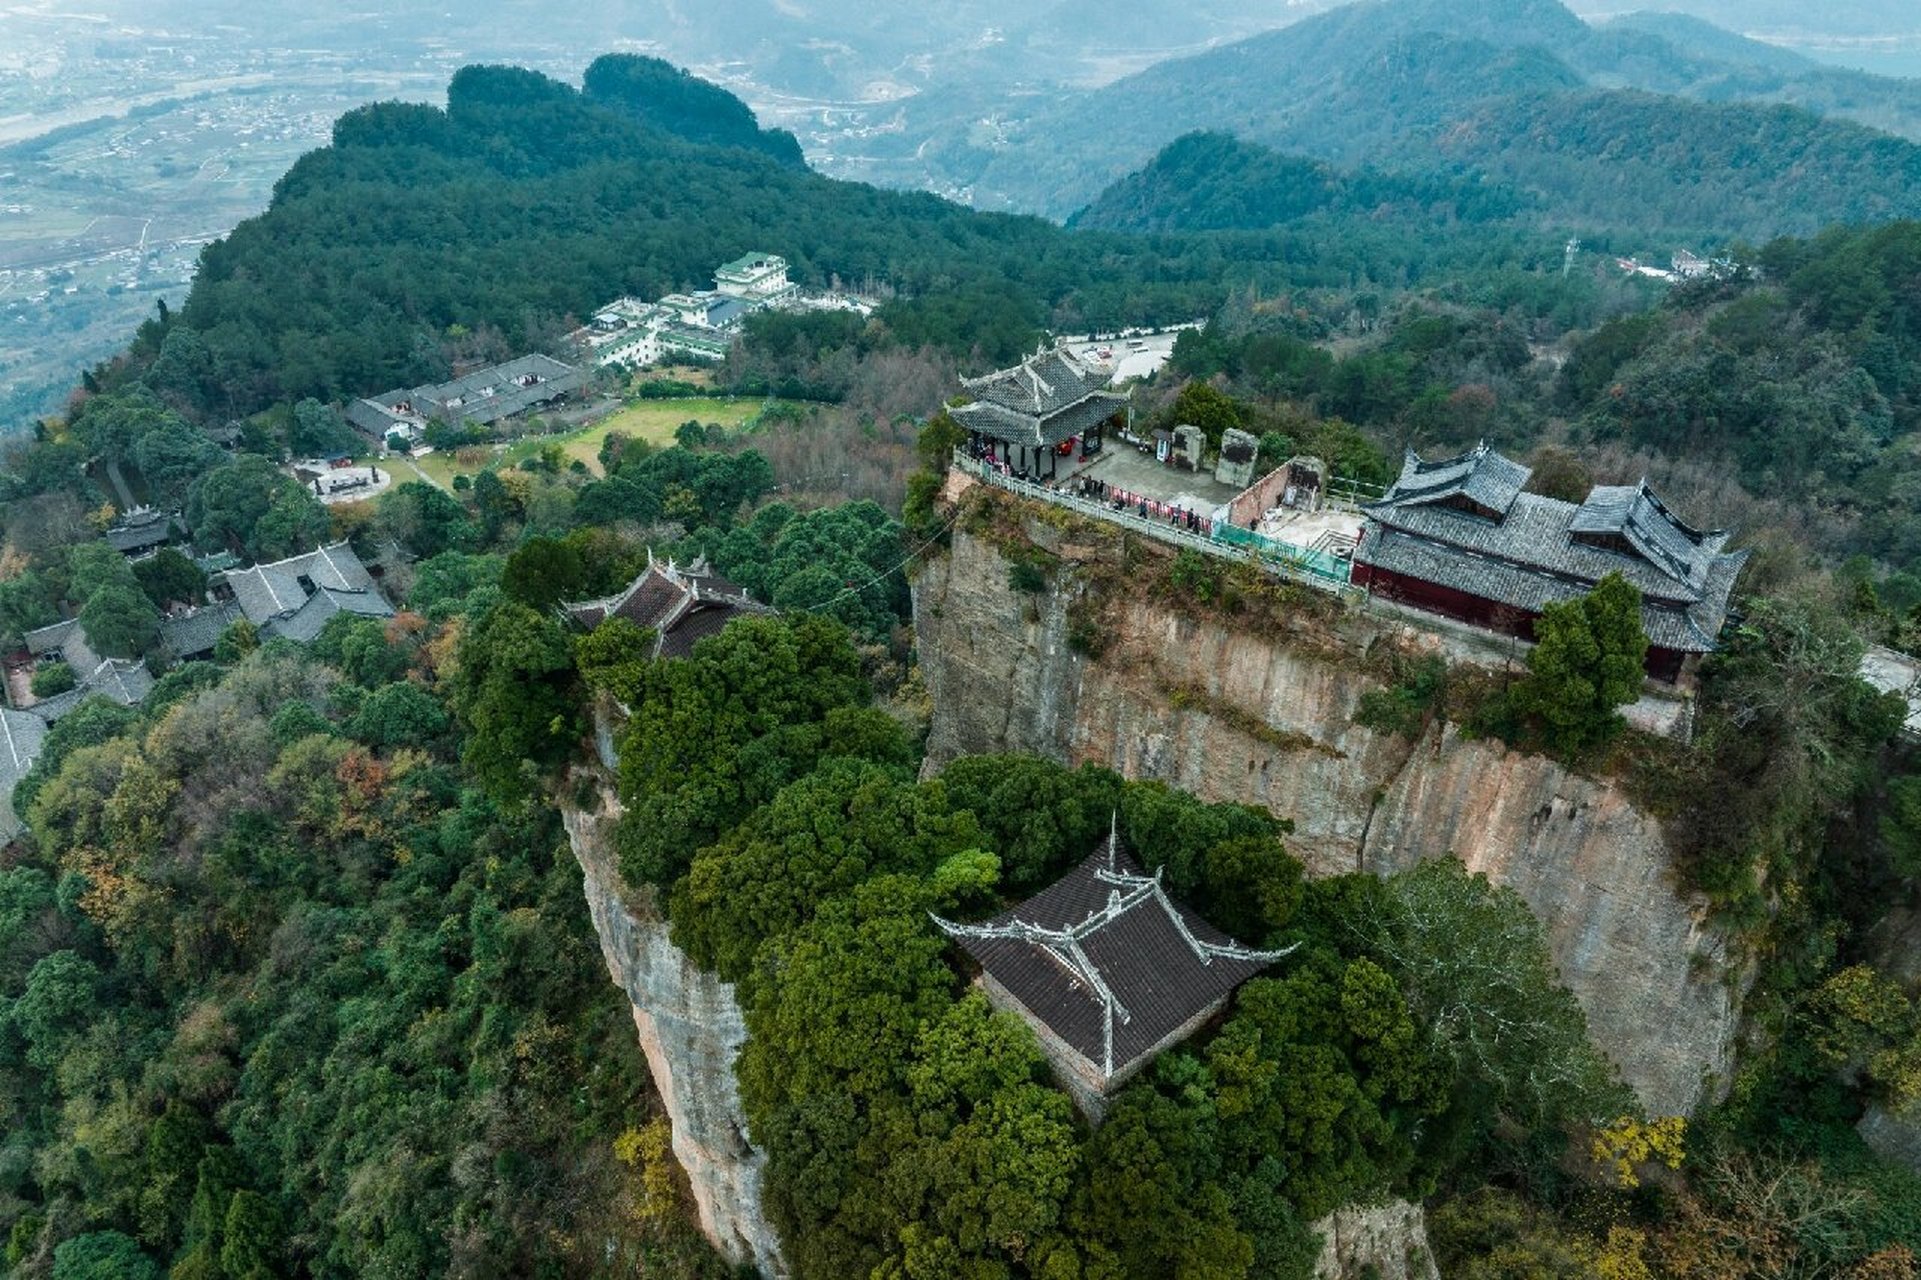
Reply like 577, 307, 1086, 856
952, 451, 1363, 602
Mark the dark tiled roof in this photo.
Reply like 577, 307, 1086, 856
221, 542, 390, 628
358, 354, 586, 432
936, 836, 1289, 1086
952, 347, 1130, 448
0, 706, 49, 838
23, 619, 77, 658
1381, 441, 1531, 517
159, 602, 246, 659
262, 587, 394, 644
1568, 483, 1722, 591
562, 559, 773, 660
1356, 446, 1750, 653
104, 509, 180, 553
31, 659, 155, 723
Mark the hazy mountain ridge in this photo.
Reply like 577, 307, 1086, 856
914, 0, 1921, 229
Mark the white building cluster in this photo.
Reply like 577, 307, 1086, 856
570, 251, 872, 373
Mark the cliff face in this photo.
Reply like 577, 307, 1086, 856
916, 524, 1736, 1116
1313, 1201, 1437, 1280
560, 777, 786, 1278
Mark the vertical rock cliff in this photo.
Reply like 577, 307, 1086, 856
561, 774, 786, 1278
915, 523, 1737, 1116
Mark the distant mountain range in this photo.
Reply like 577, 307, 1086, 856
878, 0, 1921, 238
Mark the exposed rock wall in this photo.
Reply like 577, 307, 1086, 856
1313, 1201, 1438, 1280
915, 525, 1736, 1115
561, 776, 786, 1278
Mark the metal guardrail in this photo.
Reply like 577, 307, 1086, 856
953, 453, 1363, 601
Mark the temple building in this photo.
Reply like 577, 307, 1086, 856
951, 345, 1128, 482
216, 542, 394, 643
561, 557, 770, 659
934, 826, 1293, 1118
1351, 443, 1750, 683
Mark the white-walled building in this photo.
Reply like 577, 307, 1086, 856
714, 252, 797, 306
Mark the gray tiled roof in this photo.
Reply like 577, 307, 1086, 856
936, 836, 1288, 1085
160, 602, 246, 659
1356, 446, 1750, 653
355, 354, 585, 433
23, 619, 76, 658
0, 706, 49, 838
952, 392, 1128, 448
952, 346, 1130, 449
1568, 483, 1724, 592
262, 586, 394, 644
31, 659, 155, 723
222, 542, 390, 629
1383, 441, 1531, 517
104, 509, 180, 554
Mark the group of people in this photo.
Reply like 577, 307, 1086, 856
1073, 475, 1212, 536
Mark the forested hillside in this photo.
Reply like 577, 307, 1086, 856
13, 38, 1921, 1280
1070, 132, 1533, 233
123, 53, 1560, 419
926, 0, 1921, 230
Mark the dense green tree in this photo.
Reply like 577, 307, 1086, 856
500, 536, 586, 611
449, 599, 579, 800
31, 661, 76, 698
131, 421, 225, 509
699, 500, 909, 644
217, 1191, 279, 1280
79, 581, 158, 658
308, 613, 407, 688
573, 616, 654, 704
405, 551, 503, 619
671, 759, 985, 980
613, 614, 869, 887
346, 681, 450, 750
13, 950, 103, 1070
288, 399, 359, 459
185, 456, 329, 560
1357, 860, 1632, 1139
132, 548, 206, 610
1165, 380, 1244, 447
50, 1231, 158, 1280
212, 620, 258, 664
0, 570, 58, 650
1510, 572, 1648, 753
1883, 774, 1921, 879
375, 481, 475, 559
935, 755, 1124, 893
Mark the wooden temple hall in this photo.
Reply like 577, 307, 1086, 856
934, 822, 1293, 1118
951, 344, 1130, 481
1352, 442, 1751, 684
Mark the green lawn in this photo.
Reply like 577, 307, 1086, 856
404, 396, 777, 489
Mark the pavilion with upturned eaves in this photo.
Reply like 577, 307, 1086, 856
951, 344, 1129, 482
934, 823, 1294, 1118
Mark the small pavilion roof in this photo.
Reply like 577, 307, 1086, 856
951, 345, 1129, 448
561, 557, 770, 658
935, 825, 1292, 1086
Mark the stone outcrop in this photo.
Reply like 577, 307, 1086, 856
561, 774, 786, 1277
915, 523, 1736, 1115
1312, 1201, 1438, 1280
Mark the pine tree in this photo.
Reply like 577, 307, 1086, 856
1515, 572, 1648, 752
